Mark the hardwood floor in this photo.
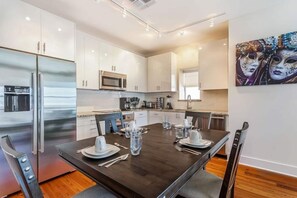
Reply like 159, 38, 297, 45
9, 157, 297, 198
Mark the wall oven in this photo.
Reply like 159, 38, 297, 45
99, 70, 127, 91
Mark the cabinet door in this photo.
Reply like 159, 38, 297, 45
148, 53, 174, 92
126, 52, 147, 92
136, 55, 147, 92
76, 31, 85, 89
112, 46, 128, 73
41, 11, 75, 61
199, 39, 228, 90
147, 56, 161, 92
148, 111, 164, 124
84, 35, 99, 89
99, 42, 113, 72
0, 0, 41, 54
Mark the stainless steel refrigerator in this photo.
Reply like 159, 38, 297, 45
0, 47, 76, 197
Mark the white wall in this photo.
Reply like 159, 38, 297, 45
228, 0, 297, 177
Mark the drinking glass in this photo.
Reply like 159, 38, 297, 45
124, 122, 131, 139
130, 129, 142, 156
174, 126, 184, 139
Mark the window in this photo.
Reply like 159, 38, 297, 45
179, 68, 200, 100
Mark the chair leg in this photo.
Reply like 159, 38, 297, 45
231, 185, 235, 198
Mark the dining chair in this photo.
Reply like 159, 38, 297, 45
0, 135, 116, 198
95, 112, 124, 135
185, 111, 212, 130
177, 122, 249, 198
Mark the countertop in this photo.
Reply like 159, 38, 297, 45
77, 108, 228, 117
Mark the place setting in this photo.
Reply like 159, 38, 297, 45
79, 136, 121, 159
173, 119, 212, 155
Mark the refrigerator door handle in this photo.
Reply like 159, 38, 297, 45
32, 72, 38, 155
39, 73, 45, 153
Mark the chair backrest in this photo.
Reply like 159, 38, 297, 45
219, 122, 249, 198
95, 112, 124, 135
0, 135, 43, 198
185, 111, 212, 130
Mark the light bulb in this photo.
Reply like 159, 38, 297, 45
122, 9, 127, 18
145, 24, 150, 32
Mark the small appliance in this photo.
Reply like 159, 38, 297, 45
120, 97, 131, 110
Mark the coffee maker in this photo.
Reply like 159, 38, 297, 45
119, 97, 131, 110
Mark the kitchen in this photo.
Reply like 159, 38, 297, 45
0, 0, 297, 197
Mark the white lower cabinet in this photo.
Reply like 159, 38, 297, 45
165, 112, 185, 125
148, 111, 164, 125
77, 116, 98, 140
134, 111, 148, 127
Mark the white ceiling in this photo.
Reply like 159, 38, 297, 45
22, 0, 282, 56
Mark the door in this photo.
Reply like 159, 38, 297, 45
0, 0, 41, 54
76, 31, 85, 89
41, 11, 75, 61
37, 56, 76, 182
0, 48, 37, 197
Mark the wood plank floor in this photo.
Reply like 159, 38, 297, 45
9, 157, 297, 198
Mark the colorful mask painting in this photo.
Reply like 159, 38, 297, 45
236, 31, 297, 86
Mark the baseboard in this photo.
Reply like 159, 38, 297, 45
240, 155, 297, 178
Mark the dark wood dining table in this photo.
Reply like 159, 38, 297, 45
57, 123, 229, 198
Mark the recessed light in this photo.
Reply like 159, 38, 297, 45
198, 47, 203, 50
94, 0, 102, 3
122, 9, 127, 18
91, 50, 95, 53
179, 31, 185, 36
104, 53, 108, 57
158, 32, 162, 38
223, 43, 227, 46
25, 16, 31, 21
58, 28, 62, 32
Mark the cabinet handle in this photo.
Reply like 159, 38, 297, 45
86, 80, 88, 87
43, 43, 46, 54
37, 42, 40, 53
136, 86, 138, 90
90, 128, 97, 131
82, 80, 85, 86
114, 66, 116, 71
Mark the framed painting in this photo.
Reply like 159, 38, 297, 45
236, 31, 297, 86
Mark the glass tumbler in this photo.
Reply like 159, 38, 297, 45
130, 129, 142, 156
174, 126, 184, 139
124, 122, 131, 139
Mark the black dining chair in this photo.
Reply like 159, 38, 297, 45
0, 135, 116, 198
185, 111, 212, 130
177, 122, 249, 198
95, 112, 124, 135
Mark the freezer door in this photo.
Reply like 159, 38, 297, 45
37, 56, 76, 182
0, 48, 38, 197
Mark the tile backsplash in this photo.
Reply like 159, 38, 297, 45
77, 89, 228, 112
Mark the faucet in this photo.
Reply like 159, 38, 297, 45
187, 95, 192, 109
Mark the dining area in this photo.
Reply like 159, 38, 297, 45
0, 110, 251, 198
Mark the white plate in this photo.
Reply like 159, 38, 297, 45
84, 145, 113, 156
179, 138, 212, 148
82, 145, 120, 159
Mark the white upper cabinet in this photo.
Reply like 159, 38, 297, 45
41, 11, 75, 61
0, 0, 75, 61
0, 0, 41, 54
76, 31, 100, 90
148, 52, 177, 92
199, 39, 228, 90
126, 52, 147, 92
99, 42, 113, 72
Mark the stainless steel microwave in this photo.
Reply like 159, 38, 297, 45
99, 70, 127, 91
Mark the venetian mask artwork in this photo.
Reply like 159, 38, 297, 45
236, 31, 297, 86
269, 49, 297, 81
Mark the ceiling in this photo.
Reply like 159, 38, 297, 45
22, 0, 282, 56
